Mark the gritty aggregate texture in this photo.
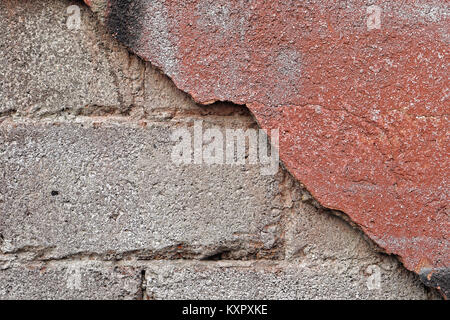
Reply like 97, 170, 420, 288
0, 0, 445, 299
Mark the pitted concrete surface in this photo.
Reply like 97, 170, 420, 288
82, 0, 449, 294
0, 262, 142, 300
143, 260, 431, 300
0, 0, 445, 299
0, 122, 284, 260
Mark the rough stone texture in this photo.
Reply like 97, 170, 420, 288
0, 121, 284, 260
0, 0, 444, 299
85, 0, 450, 293
144, 260, 433, 300
0, 262, 141, 300
0, 0, 145, 118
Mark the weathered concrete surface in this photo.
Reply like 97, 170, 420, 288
0, 0, 145, 118
0, 258, 436, 300
85, 0, 450, 293
0, 121, 283, 260
0, 262, 141, 300
143, 260, 433, 300
0, 0, 444, 299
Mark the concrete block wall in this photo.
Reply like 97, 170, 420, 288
0, 0, 440, 299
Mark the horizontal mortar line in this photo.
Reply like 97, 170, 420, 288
0, 115, 254, 126
1, 258, 289, 267
0, 257, 377, 268
0, 105, 252, 120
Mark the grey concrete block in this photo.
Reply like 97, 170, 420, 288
0, 0, 144, 118
144, 260, 437, 300
0, 121, 283, 260
0, 262, 141, 300
285, 200, 381, 262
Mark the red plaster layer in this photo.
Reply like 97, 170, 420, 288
85, 0, 449, 280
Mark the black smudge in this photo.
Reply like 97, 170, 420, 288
106, 0, 144, 49
419, 267, 450, 298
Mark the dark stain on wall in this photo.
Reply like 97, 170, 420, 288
419, 268, 449, 299
106, 0, 143, 49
